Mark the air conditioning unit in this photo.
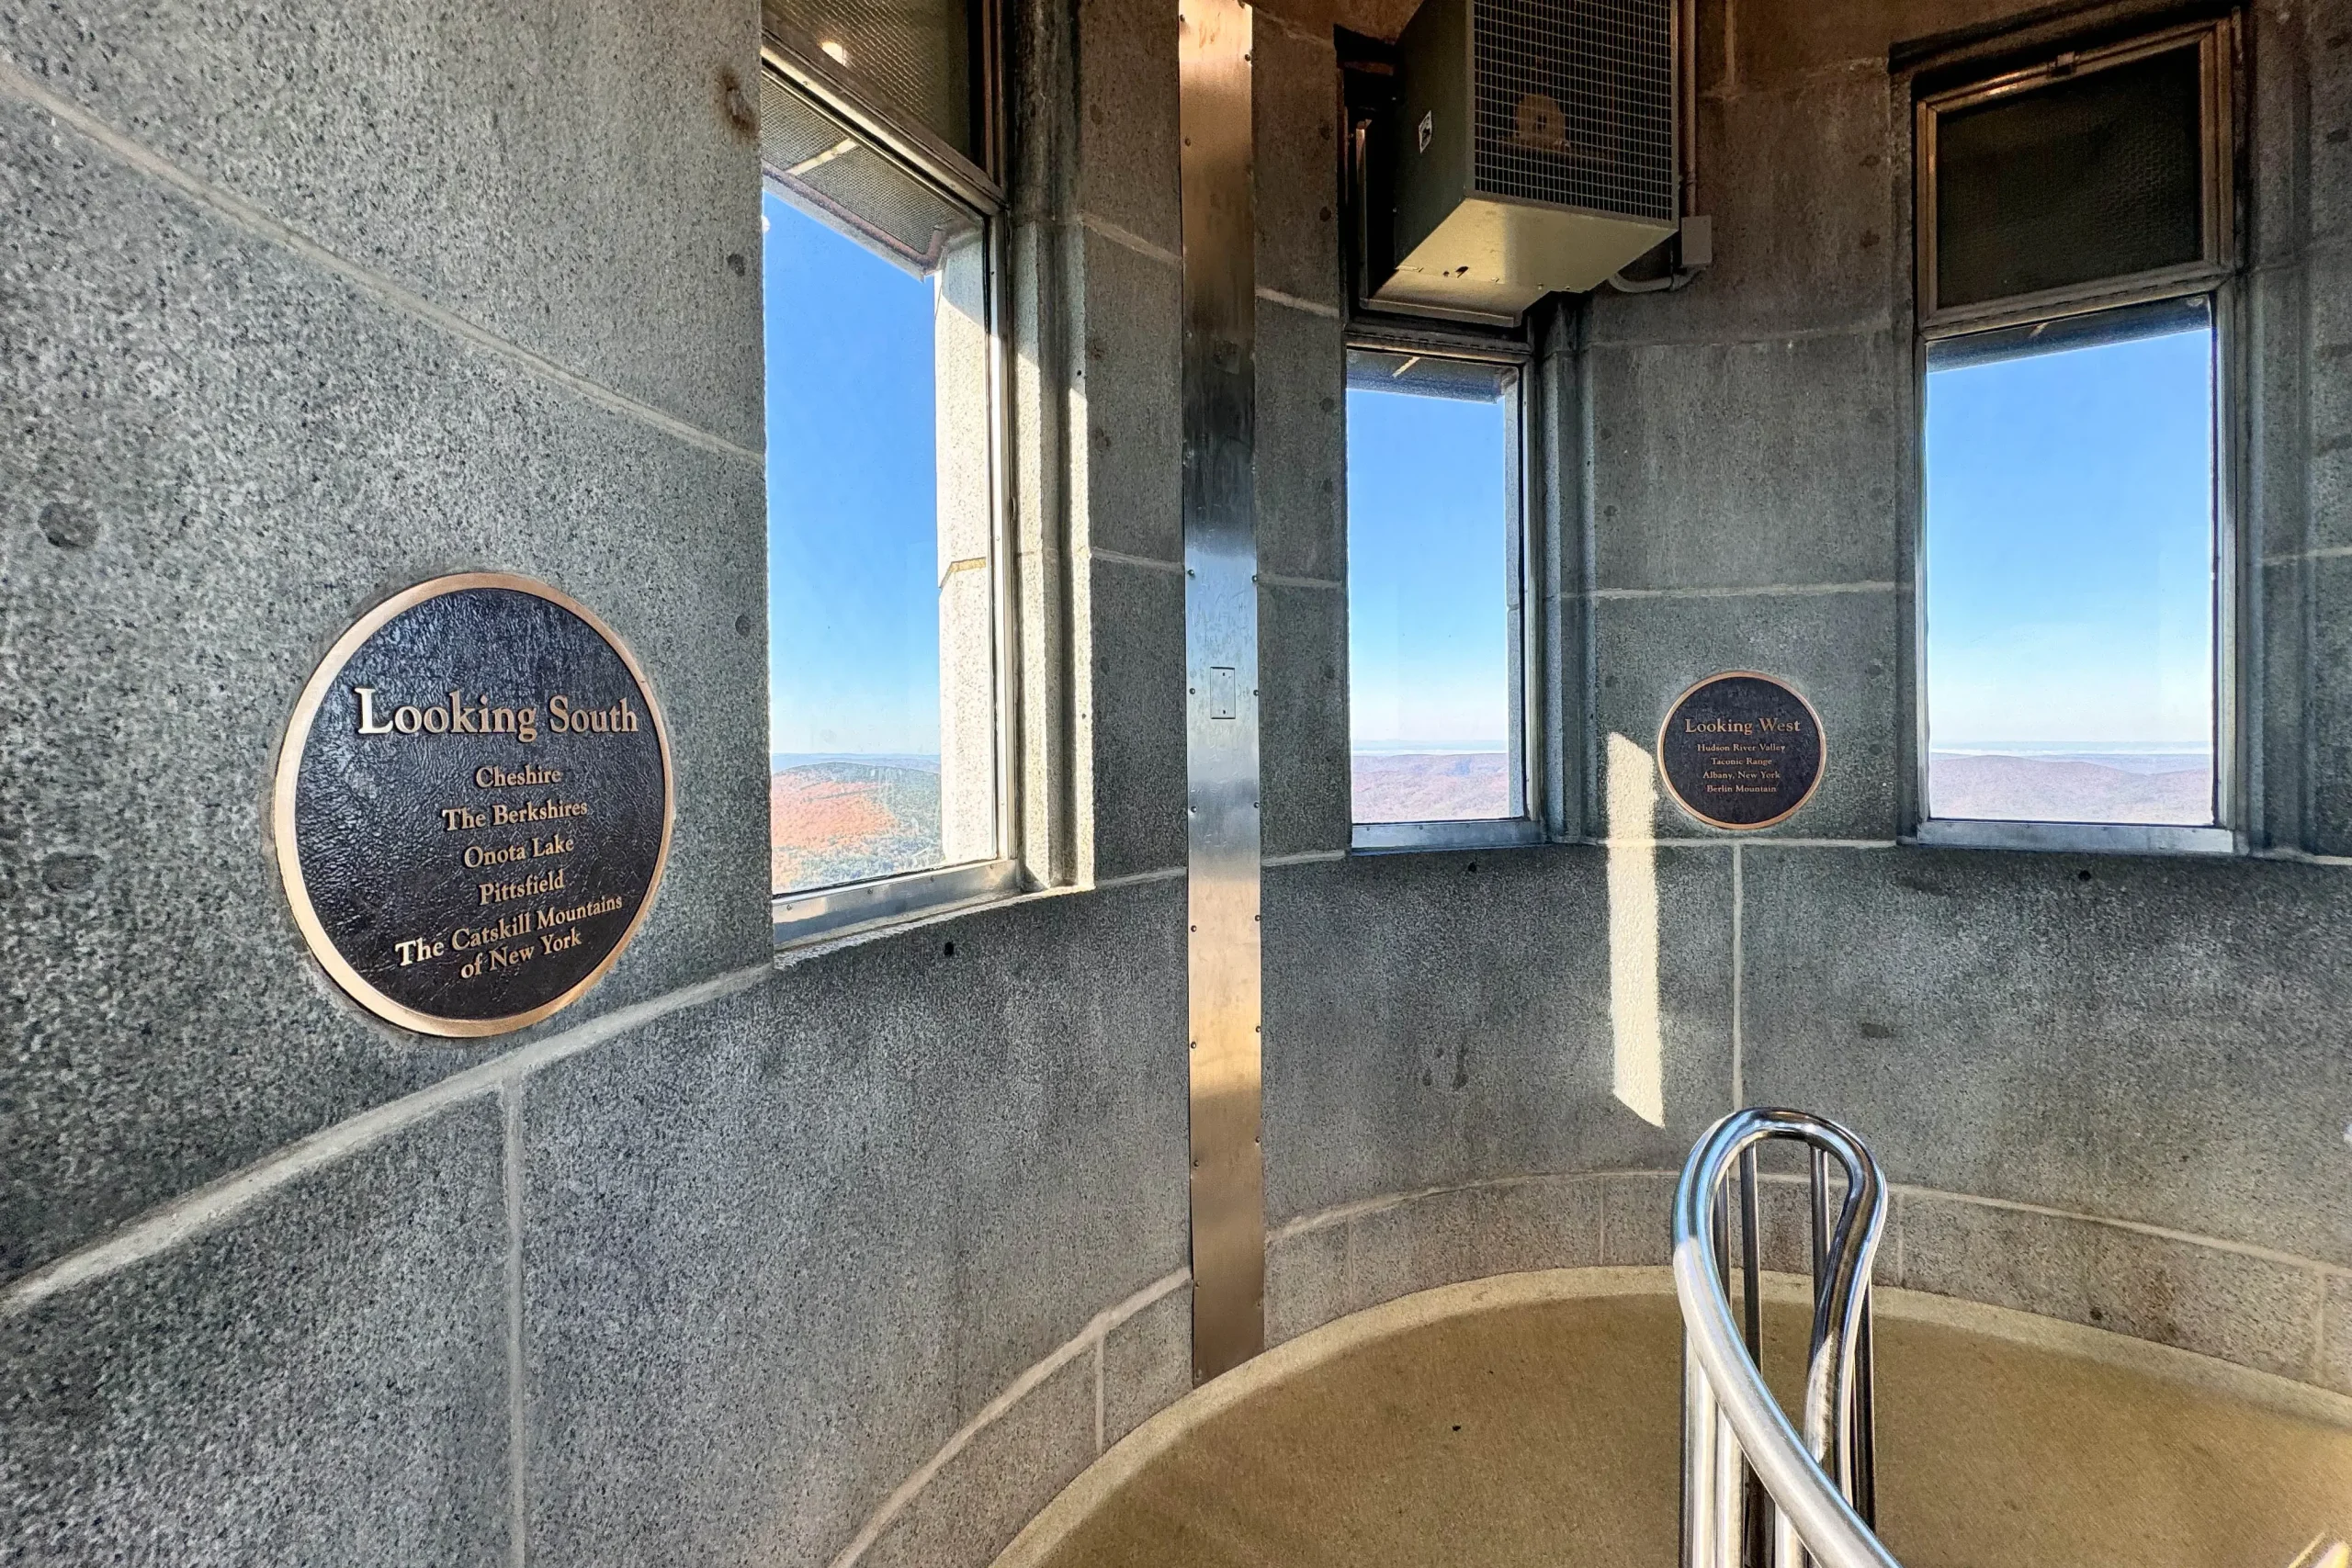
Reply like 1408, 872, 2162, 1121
1372, 0, 1679, 319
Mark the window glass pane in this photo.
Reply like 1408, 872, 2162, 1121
765, 0, 977, 163
760, 75, 979, 270
1923, 303, 2216, 825
763, 141, 995, 896
1346, 353, 1518, 823
1934, 45, 2204, 310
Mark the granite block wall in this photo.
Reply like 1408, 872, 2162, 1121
1555, 0, 2352, 1287
0, 55, 771, 1285
9, 0, 2352, 1562
518, 885, 1189, 1568
1, 1100, 512, 1566
1254, 0, 2352, 1419
0, 0, 1200, 1561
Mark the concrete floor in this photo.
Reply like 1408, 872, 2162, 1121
998, 1272, 2352, 1568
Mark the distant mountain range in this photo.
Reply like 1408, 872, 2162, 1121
773, 750, 2209, 881
1351, 748, 2215, 829
1928, 751, 2211, 825
1351, 751, 1511, 823
772, 759, 943, 894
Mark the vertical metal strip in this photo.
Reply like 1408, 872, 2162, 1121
1179, 0, 1263, 1384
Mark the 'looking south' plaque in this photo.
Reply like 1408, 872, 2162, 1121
1657, 672, 1825, 830
273, 574, 673, 1037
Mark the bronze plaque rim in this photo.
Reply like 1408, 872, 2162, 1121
1654, 670, 1827, 832
271, 572, 676, 1039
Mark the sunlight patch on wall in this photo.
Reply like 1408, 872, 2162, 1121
1606, 731, 1665, 1127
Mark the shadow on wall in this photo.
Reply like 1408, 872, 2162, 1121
1608, 732, 1666, 1127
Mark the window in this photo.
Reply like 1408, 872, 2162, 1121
1344, 349, 1536, 850
761, 34, 1010, 939
1914, 23, 2233, 850
1924, 302, 2216, 828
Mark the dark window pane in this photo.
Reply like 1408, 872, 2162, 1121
766, 0, 977, 163
1935, 45, 2204, 310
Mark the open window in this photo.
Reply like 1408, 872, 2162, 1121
1345, 348, 1540, 852
1913, 21, 2236, 853
761, 1, 1012, 941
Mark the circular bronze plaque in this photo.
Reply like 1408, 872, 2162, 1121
1656, 671, 1826, 830
273, 574, 673, 1037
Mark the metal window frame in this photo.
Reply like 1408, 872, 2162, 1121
761, 40, 1027, 947
1343, 337, 1548, 855
1907, 18, 2245, 859
1914, 819, 2237, 855
772, 858, 1024, 944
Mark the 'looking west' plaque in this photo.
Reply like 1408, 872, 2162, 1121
274, 574, 673, 1036
1657, 672, 1825, 830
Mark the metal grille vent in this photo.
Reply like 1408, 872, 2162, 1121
1471, 0, 1672, 221
761, 73, 978, 275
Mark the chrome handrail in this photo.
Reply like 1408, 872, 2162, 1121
1677, 1109, 1894, 1568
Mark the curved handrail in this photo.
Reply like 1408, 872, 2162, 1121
1675, 1109, 1894, 1568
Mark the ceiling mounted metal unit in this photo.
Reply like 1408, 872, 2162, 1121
1375, 0, 1679, 319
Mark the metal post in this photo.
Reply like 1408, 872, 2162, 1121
1178, 0, 1264, 1384
1738, 1148, 1769, 1568
1682, 1333, 1720, 1568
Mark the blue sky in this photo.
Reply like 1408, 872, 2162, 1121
1925, 324, 2215, 750
766, 183, 2209, 763
1347, 386, 1512, 750
765, 189, 944, 757
765, 191, 1523, 761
